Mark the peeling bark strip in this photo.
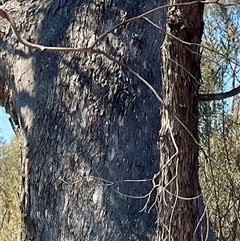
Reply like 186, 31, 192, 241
0, 58, 18, 125
158, 1, 205, 241
0, 59, 6, 107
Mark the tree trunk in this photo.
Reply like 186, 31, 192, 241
157, 1, 213, 241
0, 0, 166, 240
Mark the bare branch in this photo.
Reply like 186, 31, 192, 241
199, 85, 240, 101
2, 2, 233, 174
0, 8, 93, 53
0, 209, 7, 232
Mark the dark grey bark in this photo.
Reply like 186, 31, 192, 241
0, 0, 166, 240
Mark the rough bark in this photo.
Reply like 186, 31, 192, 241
0, 1, 166, 240
157, 1, 214, 241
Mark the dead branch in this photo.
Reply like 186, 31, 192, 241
199, 85, 240, 101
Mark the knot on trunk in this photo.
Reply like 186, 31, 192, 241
167, 4, 204, 43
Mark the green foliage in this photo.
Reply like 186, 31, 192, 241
199, 110, 240, 240
200, 2, 240, 240
0, 136, 21, 241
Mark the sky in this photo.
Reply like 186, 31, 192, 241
0, 107, 15, 143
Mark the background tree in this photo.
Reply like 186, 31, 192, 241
0, 136, 21, 241
200, 2, 240, 240
157, 1, 207, 240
